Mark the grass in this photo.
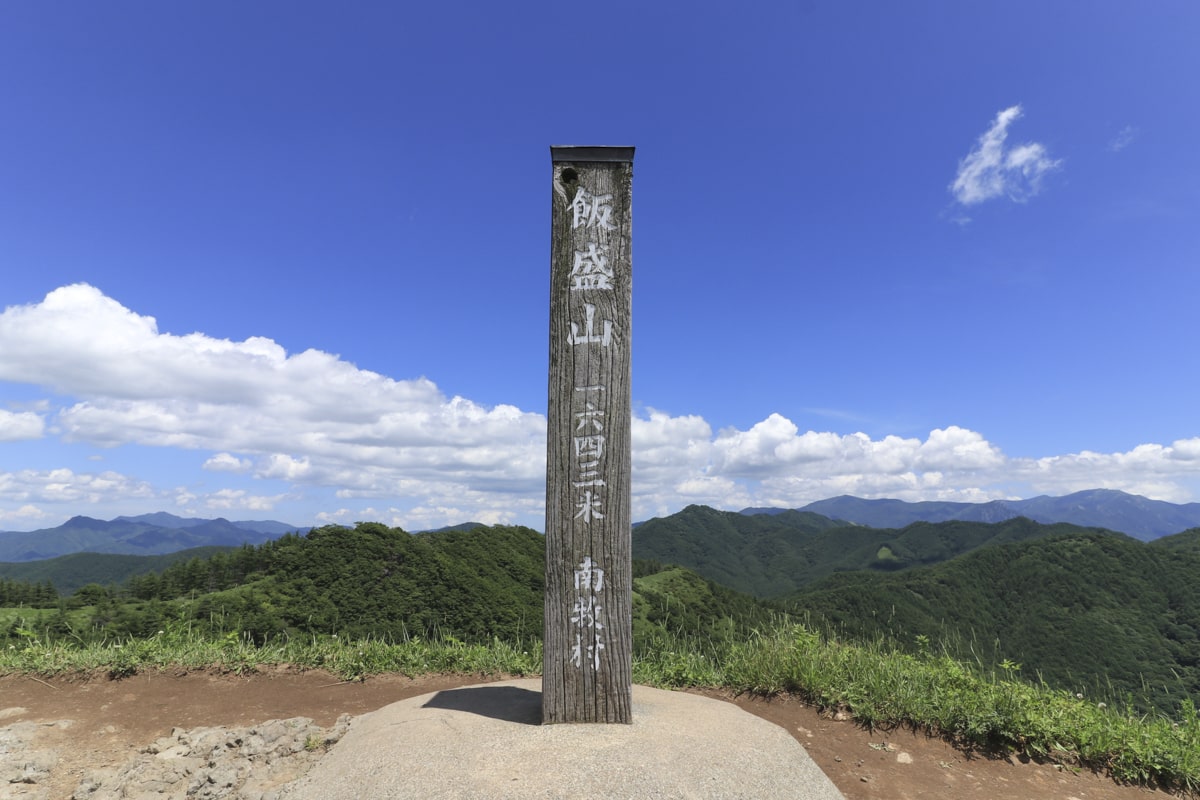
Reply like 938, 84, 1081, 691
634, 625, 1200, 795
0, 624, 543, 680
2, 621, 1197, 795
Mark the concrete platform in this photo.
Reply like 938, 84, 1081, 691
281, 678, 846, 799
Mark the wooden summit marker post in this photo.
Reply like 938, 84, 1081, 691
544, 145, 634, 724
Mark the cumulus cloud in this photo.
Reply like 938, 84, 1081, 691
0, 504, 51, 525
950, 105, 1061, 207
693, 424, 1006, 511
0, 285, 547, 525
630, 419, 1200, 517
1169, 438, 1200, 461
3, 285, 1200, 529
917, 426, 1004, 471
630, 409, 749, 519
1011, 438, 1200, 503
203, 453, 252, 473
257, 454, 312, 481
0, 409, 44, 441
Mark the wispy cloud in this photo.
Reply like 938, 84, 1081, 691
1108, 125, 1138, 153
950, 105, 1061, 207
3, 285, 1200, 529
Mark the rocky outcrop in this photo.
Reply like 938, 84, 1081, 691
2, 715, 349, 800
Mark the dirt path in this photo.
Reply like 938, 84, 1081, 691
0, 670, 1180, 799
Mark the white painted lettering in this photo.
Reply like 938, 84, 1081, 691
574, 489, 605, 522
569, 188, 616, 231
569, 303, 613, 347
570, 243, 614, 291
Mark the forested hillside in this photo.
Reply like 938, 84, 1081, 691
787, 530, 1200, 711
632, 505, 1084, 596
632, 561, 787, 651
0, 547, 234, 596
630, 505, 841, 596
1150, 527, 1200, 557
109, 522, 548, 642
7, 509, 1200, 715
2, 522, 781, 654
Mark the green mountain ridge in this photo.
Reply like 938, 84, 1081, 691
3, 522, 782, 657
1149, 526, 1200, 556
8, 507, 1200, 715
788, 529, 1200, 711
632, 504, 1089, 596
0, 546, 237, 596
631, 505, 1200, 712
631, 505, 845, 595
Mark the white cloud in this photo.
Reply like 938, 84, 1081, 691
950, 105, 1061, 206
203, 453, 253, 473
631, 410, 713, 479
0, 468, 156, 506
393, 504, 518, 531
0, 473, 297, 521
1012, 439, 1200, 502
1169, 438, 1200, 461
0, 409, 44, 441
314, 508, 356, 524
257, 454, 312, 481
630, 413, 1200, 514
0, 285, 546, 526
0, 504, 51, 526
629, 410, 747, 519
203, 488, 288, 512
698, 423, 1008, 508
3, 285, 1200, 529
917, 426, 1004, 471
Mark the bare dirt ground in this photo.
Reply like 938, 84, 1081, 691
0, 669, 1182, 799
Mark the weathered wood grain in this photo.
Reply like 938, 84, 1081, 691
544, 146, 634, 724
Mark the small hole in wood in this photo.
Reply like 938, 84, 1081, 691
561, 168, 578, 182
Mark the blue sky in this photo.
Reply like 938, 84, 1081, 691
2, 2, 1199, 531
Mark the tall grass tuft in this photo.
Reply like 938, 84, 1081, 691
635, 624, 1200, 795
0, 622, 542, 681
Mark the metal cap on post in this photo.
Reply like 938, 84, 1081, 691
544, 145, 635, 724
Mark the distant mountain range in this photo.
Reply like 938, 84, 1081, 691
743, 489, 1200, 541
0, 513, 308, 562
4, 488, 1199, 564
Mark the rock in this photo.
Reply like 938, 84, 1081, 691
68, 716, 346, 800
4, 711, 355, 800
0, 721, 64, 790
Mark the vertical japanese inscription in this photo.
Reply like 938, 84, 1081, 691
544, 146, 633, 724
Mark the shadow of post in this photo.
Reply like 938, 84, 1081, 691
421, 686, 543, 725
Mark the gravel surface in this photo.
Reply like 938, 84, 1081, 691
2, 713, 350, 800
0, 671, 1177, 800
